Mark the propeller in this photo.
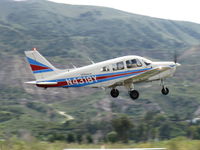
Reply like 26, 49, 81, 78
174, 50, 181, 67
174, 51, 177, 63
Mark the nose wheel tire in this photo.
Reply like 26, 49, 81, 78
110, 89, 119, 98
129, 90, 139, 100
161, 87, 169, 95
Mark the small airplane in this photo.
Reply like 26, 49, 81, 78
25, 48, 180, 100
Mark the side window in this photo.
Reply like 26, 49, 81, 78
126, 59, 142, 68
117, 61, 124, 70
101, 66, 110, 72
112, 63, 118, 71
112, 61, 124, 71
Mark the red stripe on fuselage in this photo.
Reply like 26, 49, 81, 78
30, 64, 49, 71
37, 69, 146, 88
97, 70, 144, 80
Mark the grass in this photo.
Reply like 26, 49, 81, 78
0, 137, 200, 150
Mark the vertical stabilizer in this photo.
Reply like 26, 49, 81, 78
25, 48, 60, 80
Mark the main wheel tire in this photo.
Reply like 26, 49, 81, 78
161, 87, 169, 95
110, 89, 119, 98
129, 90, 139, 100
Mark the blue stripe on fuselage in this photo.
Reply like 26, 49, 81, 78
41, 67, 152, 87
63, 69, 146, 87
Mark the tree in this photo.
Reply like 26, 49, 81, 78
48, 133, 65, 142
187, 126, 200, 139
107, 131, 118, 143
112, 115, 133, 143
159, 122, 172, 140
76, 134, 83, 144
153, 114, 166, 127
66, 133, 75, 143
134, 123, 148, 142
86, 134, 93, 144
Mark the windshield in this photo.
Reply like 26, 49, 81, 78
142, 58, 152, 66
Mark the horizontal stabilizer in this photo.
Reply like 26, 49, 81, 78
37, 82, 58, 85
25, 81, 57, 85
25, 81, 37, 84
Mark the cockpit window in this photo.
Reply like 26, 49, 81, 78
126, 59, 137, 68
126, 59, 142, 68
140, 58, 152, 66
142, 59, 151, 66
136, 59, 142, 67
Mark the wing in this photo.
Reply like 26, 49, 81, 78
109, 67, 170, 87
125, 67, 170, 83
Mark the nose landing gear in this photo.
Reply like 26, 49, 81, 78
160, 79, 169, 95
161, 87, 169, 95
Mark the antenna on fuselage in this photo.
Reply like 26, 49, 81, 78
87, 57, 95, 64
70, 63, 77, 68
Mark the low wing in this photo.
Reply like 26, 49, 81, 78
109, 67, 169, 87
126, 67, 169, 83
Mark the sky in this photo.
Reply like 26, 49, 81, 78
48, 0, 200, 24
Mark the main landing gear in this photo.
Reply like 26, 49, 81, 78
110, 83, 140, 100
110, 88, 119, 98
129, 90, 139, 100
126, 83, 139, 100
110, 88, 139, 100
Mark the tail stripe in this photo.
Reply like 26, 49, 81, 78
27, 57, 54, 74
27, 57, 49, 68
33, 69, 54, 74
30, 64, 49, 71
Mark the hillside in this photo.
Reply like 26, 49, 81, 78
0, 0, 200, 141
1, 0, 200, 59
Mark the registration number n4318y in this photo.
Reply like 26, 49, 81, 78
65, 75, 97, 85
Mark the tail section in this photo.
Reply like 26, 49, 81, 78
25, 48, 61, 80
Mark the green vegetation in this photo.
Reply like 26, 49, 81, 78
0, 0, 200, 148
0, 137, 200, 150
1, 0, 200, 59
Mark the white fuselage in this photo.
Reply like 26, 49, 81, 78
35, 55, 178, 88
